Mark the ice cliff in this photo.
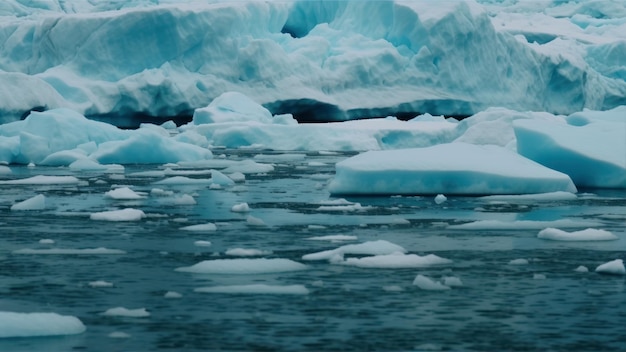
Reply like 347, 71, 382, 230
1, 0, 625, 124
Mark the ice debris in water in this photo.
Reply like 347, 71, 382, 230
509, 258, 529, 265
175, 258, 308, 275
231, 202, 250, 213
434, 194, 447, 204
246, 215, 266, 226
101, 307, 150, 318
164, 291, 183, 299
194, 241, 212, 247
413, 275, 450, 291
180, 223, 217, 232
90, 208, 146, 221
195, 284, 310, 295
89, 280, 114, 288
537, 228, 618, 241
104, 187, 144, 200
225, 248, 272, 257
574, 266, 589, 273
0, 312, 86, 338
109, 331, 132, 339
10, 194, 45, 211
595, 259, 625, 275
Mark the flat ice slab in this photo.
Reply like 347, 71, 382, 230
328, 143, 577, 195
0, 312, 86, 338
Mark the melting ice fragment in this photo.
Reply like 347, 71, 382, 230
302, 240, 406, 261
175, 258, 307, 274
413, 275, 450, 291
10, 194, 45, 211
595, 259, 625, 275
538, 228, 618, 241
195, 284, 309, 295
180, 223, 217, 232
328, 143, 576, 196
342, 252, 452, 269
0, 312, 86, 338
0, 175, 80, 185
101, 307, 150, 318
104, 187, 145, 200
90, 208, 146, 221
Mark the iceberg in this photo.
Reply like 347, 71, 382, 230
1, 0, 624, 124
328, 143, 577, 195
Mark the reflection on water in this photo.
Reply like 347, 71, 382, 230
1, 151, 625, 351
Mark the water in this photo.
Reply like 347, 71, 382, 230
1, 150, 625, 351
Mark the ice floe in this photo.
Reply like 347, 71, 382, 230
13, 247, 126, 255
90, 208, 146, 221
302, 240, 406, 261
0, 312, 86, 338
341, 252, 452, 269
101, 307, 150, 318
537, 228, 618, 241
175, 258, 308, 275
413, 275, 450, 291
104, 187, 144, 200
10, 194, 46, 211
595, 259, 625, 275
195, 284, 309, 295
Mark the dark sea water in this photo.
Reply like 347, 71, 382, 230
1, 150, 625, 351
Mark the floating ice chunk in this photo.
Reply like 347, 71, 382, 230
316, 203, 370, 212
154, 176, 211, 185
538, 228, 618, 241
329, 143, 577, 195
194, 241, 212, 247
595, 259, 625, 275
150, 188, 174, 197
434, 194, 447, 204
104, 187, 144, 200
101, 307, 150, 318
382, 285, 404, 292
109, 331, 131, 339
170, 194, 196, 205
89, 280, 114, 288
305, 235, 358, 242
302, 240, 406, 261
211, 169, 235, 187
164, 291, 182, 299
175, 258, 307, 275
222, 160, 274, 174
0, 175, 80, 185
11, 194, 45, 211
449, 219, 601, 230
69, 158, 109, 171
413, 275, 450, 291
193, 92, 273, 125
90, 208, 146, 221
533, 274, 547, 280
307, 225, 328, 230
342, 252, 452, 269
39, 239, 55, 244
195, 284, 309, 295
515, 117, 626, 188
253, 153, 306, 163
13, 247, 126, 255
442, 276, 464, 287
509, 258, 529, 265
246, 215, 266, 226
0, 165, 11, 174
574, 266, 589, 273
317, 198, 355, 206
225, 248, 272, 257
180, 223, 217, 232
231, 202, 250, 212
0, 312, 86, 338
228, 172, 246, 183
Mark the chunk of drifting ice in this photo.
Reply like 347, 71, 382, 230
104, 187, 144, 200
90, 208, 146, 221
170, 194, 196, 205
413, 275, 450, 291
479, 191, 577, 202
222, 160, 274, 174
434, 194, 447, 204
316, 203, 369, 212
305, 235, 358, 242
154, 176, 211, 185
538, 228, 618, 241
0, 165, 11, 174
194, 241, 212, 247
175, 258, 307, 274
449, 219, 602, 230
109, 331, 131, 339
89, 280, 114, 288
342, 252, 452, 269
164, 291, 183, 298
302, 240, 406, 261
210, 169, 235, 187
228, 172, 246, 183
195, 284, 309, 295
442, 276, 464, 287
595, 259, 625, 275
328, 143, 576, 195
231, 202, 250, 212
0, 312, 86, 338
574, 266, 589, 273
246, 215, 266, 226
509, 258, 529, 265
180, 223, 217, 232
69, 158, 109, 171
193, 92, 273, 125
225, 248, 272, 257
0, 175, 79, 185
11, 194, 45, 211
514, 116, 626, 188
13, 247, 126, 255
39, 239, 55, 244
101, 307, 150, 318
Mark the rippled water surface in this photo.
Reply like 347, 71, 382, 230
1, 150, 625, 351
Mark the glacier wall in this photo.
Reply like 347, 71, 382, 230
1, 0, 625, 124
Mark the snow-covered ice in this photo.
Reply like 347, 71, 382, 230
90, 208, 146, 221
449, 219, 602, 231
341, 252, 452, 269
180, 223, 217, 232
413, 275, 450, 291
194, 241, 212, 247
0, 175, 79, 185
595, 259, 625, 275
13, 247, 126, 255
225, 248, 273, 257
0, 312, 86, 338
104, 187, 144, 200
195, 284, 309, 295
231, 202, 251, 213
328, 143, 577, 195
101, 307, 150, 318
538, 228, 618, 241
89, 280, 114, 288
10, 194, 45, 211
175, 258, 308, 275
302, 240, 406, 261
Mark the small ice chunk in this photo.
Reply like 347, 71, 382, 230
89, 280, 114, 288
538, 228, 618, 241
442, 276, 463, 287
228, 172, 246, 183
194, 241, 212, 247
180, 223, 217, 232
434, 194, 447, 204
231, 202, 250, 212
595, 259, 625, 275
171, 194, 196, 205
211, 170, 235, 186
246, 215, 266, 226
13, 247, 125, 255
90, 208, 146, 221
303, 240, 405, 261
154, 176, 211, 185
11, 194, 45, 211
195, 284, 309, 295
382, 285, 404, 292
164, 291, 183, 298
0, 165, 11, 174
175, 258, 307, 274
0, 312, 86, 337
150, 188, 174, 197
108, 331, 131, 339
342, 252, 452, 269
307, 225, 327, 230
225, 248, 272, 257
39, 239, 55, 244
101, 307, 150, 318
574, 265, 589, 273
305, 235, 358, 242
0, 175, 80, 185
413, 275, 450, 291
509, 258, 529, 265
104, 187, 144, 200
